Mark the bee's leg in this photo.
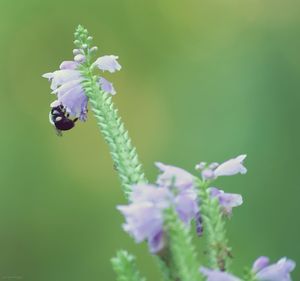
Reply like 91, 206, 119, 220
73, 118, 79, 123
54, 128, 63, 137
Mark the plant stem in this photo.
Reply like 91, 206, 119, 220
82, 72, 146, 197
197, 180, 231, 271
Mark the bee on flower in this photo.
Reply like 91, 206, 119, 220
42, 26, 121, 135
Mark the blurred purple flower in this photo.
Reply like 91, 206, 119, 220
99, 77, 116, 95
200, 267, 241, 281
196, 155, 247, 180
209, 187, 243, 216
252, 256, 270, 273
118, 164, 199, 253
253, 257, 295, 281
214, 155, 247, 177
117, 184, 170, 253
156, 162, 196, 190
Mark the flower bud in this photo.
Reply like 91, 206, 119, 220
201, 169, 215, 180
73, 49, 81, 55
90, 46, 98, 52
74, 54, 86, 63
195, 162, 206, 170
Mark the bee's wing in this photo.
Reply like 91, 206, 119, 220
49, 111, 63, 137
49, 111, 54, 125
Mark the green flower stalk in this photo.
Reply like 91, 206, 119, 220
76, 25, 147, 197
164, 208, 203, 281
112, 250, 146, 281
197, 179, 231, 271
82, 81, 146, 196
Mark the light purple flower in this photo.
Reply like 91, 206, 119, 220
156, 162, 196, 190
118, 164, 199, 253
196, 155, 247, 180
252, 256, 270, 273
99, 77, 116, 95
93, 55, 121, 73
209, 187, 243, 216
117, 184, 170, 253
43, 64, 87, 120
74, 54, 85, 63
253, 257, 295, 281
59, 60, 79, 70
200, 267, 241, 281
117, 184, 171, 253
214, 155, 247, 177
43, 52, 121, 122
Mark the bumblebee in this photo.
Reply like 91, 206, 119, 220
49, 105, 78, 136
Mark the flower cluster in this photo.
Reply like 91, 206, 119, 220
201, 256, 295, 281
118, 162, 199, 253
118, 154, 296, 279
118, 156, 245, 253
43, 30, 121, 122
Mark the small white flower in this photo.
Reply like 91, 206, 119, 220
214, 155, 247, 177
93, 55, 122, 73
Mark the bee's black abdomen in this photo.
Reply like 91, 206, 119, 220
54, 118, 75, 131
50, 106, 77, 132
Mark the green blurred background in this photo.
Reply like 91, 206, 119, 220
0, 0, 299, 280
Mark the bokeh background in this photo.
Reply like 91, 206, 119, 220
0, 0, 299, 280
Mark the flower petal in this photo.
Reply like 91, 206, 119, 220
252, 256, 270, 273
255, 257, 296, 281
209, 187, 243, 215
175, 189, 199, 224
42, 72, 54, 81
53, 79, 83, 98
99, 77, 116, 95
155, 162, 196, 190
214, 155, 247, 177
58, 84, 88, 120
46, 70, 82, 90
59, 61, 79, 70
200, 267, 242, 281
117, 202, 164, 252
93, 55, 121, 73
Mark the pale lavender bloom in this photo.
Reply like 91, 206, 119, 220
43, 63, 87, 120
118, 184, 170, 253
43, 69, 81, 91
200, 267, 241, 281
252, 256, 270, 273
209, 187, 243, 216
93, 55, 121, 73
99, 77, 116, 95
59, 60, 79, 70
175, 188, 199, 223
74, 54, 85, 63
155, 162, 196, 190
202, 168, 215, 180
253, 257, 295, 281
214, 155, 247, 177
118, 164, 199, 253
43, 52, 121, 121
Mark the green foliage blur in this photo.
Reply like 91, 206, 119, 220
0, 0, 299, 280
